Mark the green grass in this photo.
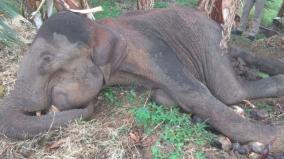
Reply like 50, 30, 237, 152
194, 151, 206, 159
102, 87, 123, 107
0, 85, 6, 98
262, 0, 282, 26
245, 0, 282, 26
176, 0, 199, 6
154, 0, 199, 8
255, 102, 274, 113
101, 87, 215, 158
257, 71, 270, 79
89, 0, 122, 19
154, 2, 169, 8
244, 102, 274, 115
133, 101, 215, 159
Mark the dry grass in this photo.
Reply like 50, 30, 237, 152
0, 100, 145, 159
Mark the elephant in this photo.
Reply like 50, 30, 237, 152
1, 6, 284, 154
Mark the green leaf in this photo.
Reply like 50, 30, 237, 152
257, 72, 269, 79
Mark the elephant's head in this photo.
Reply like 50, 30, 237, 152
0, 11, 127, 139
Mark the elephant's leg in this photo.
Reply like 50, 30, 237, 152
205, 50, 284, 104
229, 45, 284, 75
244, 74, 284, 99
151, 89, 177, 107
166, 79, 284, 153
209, 70, 284, 104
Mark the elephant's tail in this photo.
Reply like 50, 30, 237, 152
0, 102, 94, 139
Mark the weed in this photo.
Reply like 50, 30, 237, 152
133, 101, 215, 158
255, 102, 274, 113
0, 85, 6, 98
262, 0, 282, 26
89, 0, 122, 19
194, 151, 206, 159
126, 89, 137, 104
257, 71, 270, 79
154, 0, 199, 8
176, 0, 199, 6
102, 87, 122, 107
154, 2, 169, 8
244, 102, 274, 115
151, 143, 163, 159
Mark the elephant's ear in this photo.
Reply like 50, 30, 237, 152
91, 24, 127, 82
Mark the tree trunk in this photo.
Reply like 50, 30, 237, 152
278, 0, 284, 17
137, 0, 154, 10
210, 0, 223, 23
198, 0, 235, 23
198, 0, 223, 23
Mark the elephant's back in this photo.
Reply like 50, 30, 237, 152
115, 7, 222, 81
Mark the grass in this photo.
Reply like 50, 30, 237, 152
194, 151, 206, 159
154, 0, 199, 8
133, 99, 215, 159
262, 0, 282, 26
89, 0, 123, 19
102, 87, 123, 107
243, 0, 282, 26
176, 0, 199, 6
99, 86, 216, 158
0, 85, 6, 98
257, 71, 270, 79
244, 102, 274, 115
154, 2, 169, 8
255, 102, 274, 113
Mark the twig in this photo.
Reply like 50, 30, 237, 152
277, 113, 284, 118
141, 121, 164, 141
30, 0, 46, 19
0, 144, 13, 158
143, 90, 152, 107
47, 111, 56, 133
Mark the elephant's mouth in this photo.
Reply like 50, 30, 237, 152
21, 105, 60, 116
23, 104, 90, 117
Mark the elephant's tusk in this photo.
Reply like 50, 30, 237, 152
69, 6, 103, 14
36, 111, 42, 116
50, 105, 60, 112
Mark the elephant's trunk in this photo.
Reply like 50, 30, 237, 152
0, 94, 94, 139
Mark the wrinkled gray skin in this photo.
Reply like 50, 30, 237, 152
1, 7, 284, 154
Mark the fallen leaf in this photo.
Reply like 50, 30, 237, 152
46, 139, 65, 151
242, 100, 256, 108
129, 132, 140, 143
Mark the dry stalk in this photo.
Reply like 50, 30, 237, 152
198, 0, 216, 17
137, 0, 155, 10
198, 0, 241, 52
30, 0, 46, 19
220, 0, 241, 51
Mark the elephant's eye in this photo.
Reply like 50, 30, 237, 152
39, 51, 54, 75
40, 51, 53, 63
43, 55, 51, 62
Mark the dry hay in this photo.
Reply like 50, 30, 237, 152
252, 35, 284, 49
0, 103, 145, 159
0, 45, 25, 97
